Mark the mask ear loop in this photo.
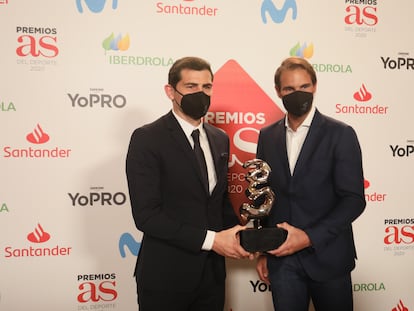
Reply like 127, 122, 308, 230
173, 87, 185, 97
171, 87, 184, 109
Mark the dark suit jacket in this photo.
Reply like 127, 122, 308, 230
257, 109, 366, 281
126, 111, 237, 292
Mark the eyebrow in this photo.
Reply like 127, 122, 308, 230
184, 82, 213, 87
282, 83, 312, 90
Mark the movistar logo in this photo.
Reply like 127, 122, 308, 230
119, 232, 141, 257
76, 0, 119, 13
261, 0, 297, 24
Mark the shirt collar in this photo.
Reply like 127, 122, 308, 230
284, 104, 316, 130
172, 109, 204, 139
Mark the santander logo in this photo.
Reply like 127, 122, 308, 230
364, 178, 386, 203
353, 83, 372, 101
26, 124, 50, 144
4, 224, 72, 258
155, 0, 219, 16
207, 59, 284, 213
2, 123, 72, 158
392, 299, 409, 311
27, 223, 51, 243
336, 83, 389, 115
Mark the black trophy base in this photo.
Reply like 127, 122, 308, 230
240, 227, 287, 253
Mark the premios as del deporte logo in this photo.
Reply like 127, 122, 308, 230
16, 26, 59, 71
344, 0, 378, 38
383, 218, 414, 256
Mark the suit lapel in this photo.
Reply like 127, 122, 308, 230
204, 123, 227, 196
273, 121, 291, 180
293, 109, 324, 176
165, 112, 208, 193
204, 125, 219, 172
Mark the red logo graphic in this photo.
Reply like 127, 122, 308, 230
26, 124, 50, 144
364, 178, 387, 202
77, 282, 118, 303
27, 223, 51, 243
353, 84, 372, 102
16, 34, 59, 58
208, 59, 284, 212
345, 5, 378, 26
392, 299, 409, 311
384, 226, 414, 245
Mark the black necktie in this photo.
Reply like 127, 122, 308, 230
191, 129, 209, 191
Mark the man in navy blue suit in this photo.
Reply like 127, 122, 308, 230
126, 56, 250, 311
255, 57, 366, 311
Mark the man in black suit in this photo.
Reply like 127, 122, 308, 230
255, 57, 366, 311
126, 56, 250, 311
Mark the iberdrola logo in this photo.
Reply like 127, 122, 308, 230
207, 60, 284, 213
102, 33, 130, 53
290, 42, 314, 59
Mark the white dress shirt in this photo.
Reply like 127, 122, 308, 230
285, 105, 316, 175
172, 110, 217, 250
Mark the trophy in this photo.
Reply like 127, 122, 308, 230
239, 159, 287, 252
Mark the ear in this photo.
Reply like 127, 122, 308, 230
164, 84, 174, 100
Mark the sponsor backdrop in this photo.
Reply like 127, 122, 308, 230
0, 0, 413, 310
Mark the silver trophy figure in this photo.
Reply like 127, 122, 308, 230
239, 159, 287, 252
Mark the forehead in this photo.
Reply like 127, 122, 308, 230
179, 68, 212, 84
279, 68, 312, 86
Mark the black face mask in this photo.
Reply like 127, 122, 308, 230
175, 90, 211, 120
282, 91, 313, 117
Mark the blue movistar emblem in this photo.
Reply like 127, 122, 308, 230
119, 232, 141, 258
261, 0, 297, 24
76, 0, 118, 13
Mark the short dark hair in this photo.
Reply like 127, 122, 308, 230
168, 56, 213, 88
274, 57, 317, 90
